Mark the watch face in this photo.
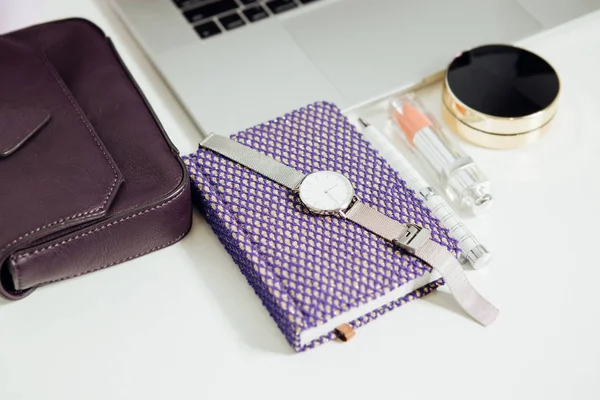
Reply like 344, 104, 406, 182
298, 171, 354, 213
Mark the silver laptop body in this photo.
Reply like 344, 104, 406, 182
111, 0, 600, 136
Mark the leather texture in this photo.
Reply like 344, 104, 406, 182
0, 19, 192, 299
0, 106, 50, 157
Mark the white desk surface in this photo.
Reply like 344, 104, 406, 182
2, 2, 600, 399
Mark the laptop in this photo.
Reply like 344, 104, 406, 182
111, 0, 600, 136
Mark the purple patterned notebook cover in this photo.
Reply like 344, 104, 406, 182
184, 102, 459, 351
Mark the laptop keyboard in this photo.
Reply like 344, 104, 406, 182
172, 0, 323, 39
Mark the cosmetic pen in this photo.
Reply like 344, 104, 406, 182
390, 94, 492, 215
358, 118, 491, 269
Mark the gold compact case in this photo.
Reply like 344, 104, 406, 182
442, 44, 560, 149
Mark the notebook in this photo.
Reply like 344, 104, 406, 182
184, 101, 459, 351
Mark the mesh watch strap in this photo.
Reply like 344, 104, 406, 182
344, 201, 405, 241
200, 134, 306, 190
345, 200, 499, 326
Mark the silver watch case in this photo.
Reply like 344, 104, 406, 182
296, 171, 356, 216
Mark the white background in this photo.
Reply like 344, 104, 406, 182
1, 1, 600, 399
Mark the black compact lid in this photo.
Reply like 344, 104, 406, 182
446, 44, 559, 118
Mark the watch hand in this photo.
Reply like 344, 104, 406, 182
326, 192, 338, 203
324, 183, 340, 193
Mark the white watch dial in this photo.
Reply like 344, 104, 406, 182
298, 171, 354, 213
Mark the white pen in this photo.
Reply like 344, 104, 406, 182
358, 118, 491, 269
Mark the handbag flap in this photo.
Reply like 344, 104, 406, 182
0, 37, 124, 267
0, 105, 50, 157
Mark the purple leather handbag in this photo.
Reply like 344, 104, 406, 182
0, 19, 192, 300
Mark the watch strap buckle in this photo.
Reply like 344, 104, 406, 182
393, 224, 430, 254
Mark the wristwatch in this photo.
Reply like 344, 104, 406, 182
200, 134, 498, 326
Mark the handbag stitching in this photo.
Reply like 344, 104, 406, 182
13, 187, 187, 289
0, 43, 120, 254
14, 187, 186, 260
35, 231, 187, 287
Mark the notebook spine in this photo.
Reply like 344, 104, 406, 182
185, 155, 305, 349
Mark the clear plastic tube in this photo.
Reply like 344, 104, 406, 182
390, 93, 492, 215
359, 119, 490, 268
